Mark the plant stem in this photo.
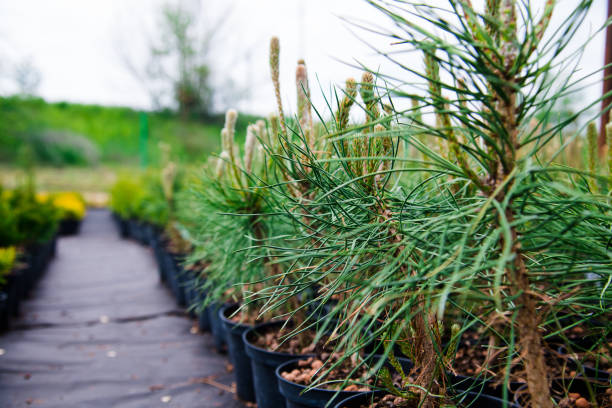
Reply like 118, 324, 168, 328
497, 81, 553, 408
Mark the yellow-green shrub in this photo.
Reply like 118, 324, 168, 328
0, 246, 17, 286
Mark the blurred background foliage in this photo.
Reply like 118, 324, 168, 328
0, 95, 259, 201
0, 96, 260, 165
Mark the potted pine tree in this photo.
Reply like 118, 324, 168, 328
187, 106, 285, 401
245, 1, 611, 407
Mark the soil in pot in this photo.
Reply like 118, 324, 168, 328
219, 304, 260, 402
450, 330, 610, 399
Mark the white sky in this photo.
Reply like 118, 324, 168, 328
0, 0, 608, 116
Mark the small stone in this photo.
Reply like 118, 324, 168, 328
344, 384, 359, 392
311, 360, 323, 370
99, 315, 109, 324
161, 395, 172, 403
575, 397, 590, 408
298, 358, 313, 367
572, 326, 584, 334
569, 393, 580, 400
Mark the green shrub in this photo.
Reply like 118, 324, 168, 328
0, 189, 19, 247
39, 192, 87, 220
9, 187, 60, 245
137, 171, 170, 227
29, 130, 100, 166
0, 246, 17, 287
109, 176, 145, 219
1, 184, 60, 246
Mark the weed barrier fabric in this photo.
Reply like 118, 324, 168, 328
0, 210, 244, 408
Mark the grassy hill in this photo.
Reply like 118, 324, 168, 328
0, 96, 256, 167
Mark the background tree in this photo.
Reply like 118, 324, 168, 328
118, 0, 239, 118
13, 58, 41, 97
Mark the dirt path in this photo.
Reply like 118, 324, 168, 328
0, 209, 242, 408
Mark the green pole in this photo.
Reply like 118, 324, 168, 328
139, 112, 149, 168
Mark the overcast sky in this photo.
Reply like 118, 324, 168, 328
0, 0, 607, 116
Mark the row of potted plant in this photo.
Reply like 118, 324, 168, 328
0, 180, 85, 332
110, 1, 610, 407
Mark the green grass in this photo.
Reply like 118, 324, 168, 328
0, 96, 259, 166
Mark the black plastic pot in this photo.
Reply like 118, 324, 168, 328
48, 235, 57, 263
208, 301, 228, 353
514, 377, 610, 407
0, 291, 9, 332
333, 391, 384, 408
118, 217, 129, 238
58, 218, 81, 236
145, 224, 158, 247
448, 373, 524, 400
219, 303, 256, 402
125, 219, 134, 239
335, 389, 520, 408
161, 250, 186, 307
137, 222, 150, 245
18, 250, 36, 297
6, 273, 21, 317
276, 359, 362, 408
183, 274, 197, 318
556, 345, 612, 382
276, 354, 412, 408
194, 288, 211, 332
243, 321, 315, 408
198, 305, 211, 332
161, 249, 175, 286
151, 237, 167, 282
128, 220, 142, 242
171, 255, 187, 307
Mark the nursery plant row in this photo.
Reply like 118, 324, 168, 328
0, 185, 86, 332
108, 1, 610, 408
